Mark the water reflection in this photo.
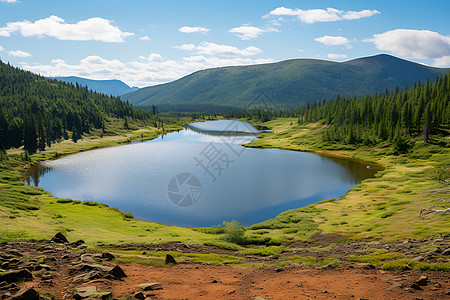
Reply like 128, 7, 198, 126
25, 120, 381, 227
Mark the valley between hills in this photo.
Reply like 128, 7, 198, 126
0, 58, 449, 299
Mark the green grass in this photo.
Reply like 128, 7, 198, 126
97, 248, 244, 266
0, 119, 229, 245
241, 246, 283, 256
347, 252, 408, 265
0, 117, 448, 249
381, 260, 450, 271
243, 119, 450, 241
289, 255, 340, 267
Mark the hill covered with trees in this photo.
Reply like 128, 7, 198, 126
122, 54, 449, 111
0, 61, 152, 153
296, 73, 449, 153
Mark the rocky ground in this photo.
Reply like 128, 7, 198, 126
0, 233, 449, 299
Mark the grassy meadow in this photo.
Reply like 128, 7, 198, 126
0, 117, 448, 269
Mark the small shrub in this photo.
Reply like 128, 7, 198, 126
122, 212, 134, 219
56, 199, 73, 204
222, 220, 245, 244
380, 211, 395, 218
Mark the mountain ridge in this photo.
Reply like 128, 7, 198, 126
122, 54, 450, 111
53, 76, 138, 96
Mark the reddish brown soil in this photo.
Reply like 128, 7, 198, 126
38, 264, 450, 299
1, 237, 449, 299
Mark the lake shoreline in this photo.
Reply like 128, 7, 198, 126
0, 117, 448, 244
24, 119, 381, 228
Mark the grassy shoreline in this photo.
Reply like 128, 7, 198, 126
0, 119, 223, 245
242, 118, 449, 241
0, 117, 448, 249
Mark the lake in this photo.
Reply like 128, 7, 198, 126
26, 120, 380, 227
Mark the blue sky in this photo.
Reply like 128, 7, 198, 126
1, 0, 449, 87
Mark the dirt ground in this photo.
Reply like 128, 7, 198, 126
101, 264, 450, 300
1, 237, 449, 299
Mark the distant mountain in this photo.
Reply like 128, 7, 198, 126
53, 76, 139, 96
122, 54, 450, 111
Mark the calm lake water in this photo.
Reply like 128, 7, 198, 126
27, 120, 380, 227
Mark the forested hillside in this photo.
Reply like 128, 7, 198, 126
297, 74, 450, 152
0, 61, 151, 153
122, 54, 450, 111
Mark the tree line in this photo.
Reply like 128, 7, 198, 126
296, 74, 449, 152
0, 61, 153, 153
224, 73, 449, 152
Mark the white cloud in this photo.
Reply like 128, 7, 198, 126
139, 36, 150, 40
433, 55, 450, 67
0, 46, 3, 51
327, 53, 347, 59
342, 10, 380, 20
315, 35, 349, 46
178, 26, 209, 34
172, 44, 196, 51
0, 15, 133, 42
147, 53, 163, 62
197, 42, 262, 56
21, 54, 273, 87
228, 25, 279, 40
367, 29, 450, 59
1, 0, 19, 3
173, 42, 262, 56
267, 7, 379, 24
9, 50, 31, 57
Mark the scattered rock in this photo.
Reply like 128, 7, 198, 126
70, 240, 85, 247
11, 288, 39, 300
442, 248, 450, 256
253, 297, 266, 300
101, 252, 115, 261
415, 276, 428, 286
72, 286, 98, 299
133, 291, 145, 299
425, 247, 442, 256
320, 263, 337, 270
165, 254, 176, 265
411, 283, 422, 290
109, 265, 127, 278
72, 271, 102, 284
41, 274, 52, 281
139, 283, 163, 291
388, 283, 404, 291
34, 264, 52, 271
70, 263, 113, 274
7, 250, 23, 257
50, 232, 68, 244
0, 269, 33, 283
80, 254, 93, 263
360, 263, 376, 270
